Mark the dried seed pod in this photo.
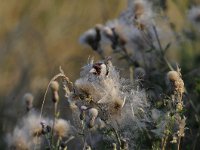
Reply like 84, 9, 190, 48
88, 108, 98, 119
50, 81, 59, 103
50, 81, 59, 92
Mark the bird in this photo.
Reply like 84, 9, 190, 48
89, 62, 108, 77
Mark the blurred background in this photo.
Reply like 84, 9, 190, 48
0, 0, 126, 148
1, 0, 200, 149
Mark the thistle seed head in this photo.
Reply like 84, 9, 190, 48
54, 119, 71, 138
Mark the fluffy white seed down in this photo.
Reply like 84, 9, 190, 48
54, 119, 71, 138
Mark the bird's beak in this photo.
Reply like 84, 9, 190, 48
89, 68, 96, 74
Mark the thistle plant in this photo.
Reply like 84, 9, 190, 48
7, 0, 200, 149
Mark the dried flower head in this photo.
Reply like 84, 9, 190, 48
109, 98, 124, 115
133, 0, 145, 19
54, 119, 71, 138
6, 127, 30, 150
132, 0, 153, 29
167, 71, 180, 82
6, 112, 50, 149
26, 117, 43, 137
167, 70, 184, 96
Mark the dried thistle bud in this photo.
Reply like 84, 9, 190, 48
112, 143, 117, 150
88, 108, 98, 128
88, 108, 98, 119
80, 106, 87, 120
85, 145, 92, 150
167, 71, 180, 82
23, 93, 34, 111
50, 81, 60, 103
133, 1, 145, 19
88, 118, 95, 128
121, 139, 128, 150
167, 71, 184, 96
50, 81, 59, 92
